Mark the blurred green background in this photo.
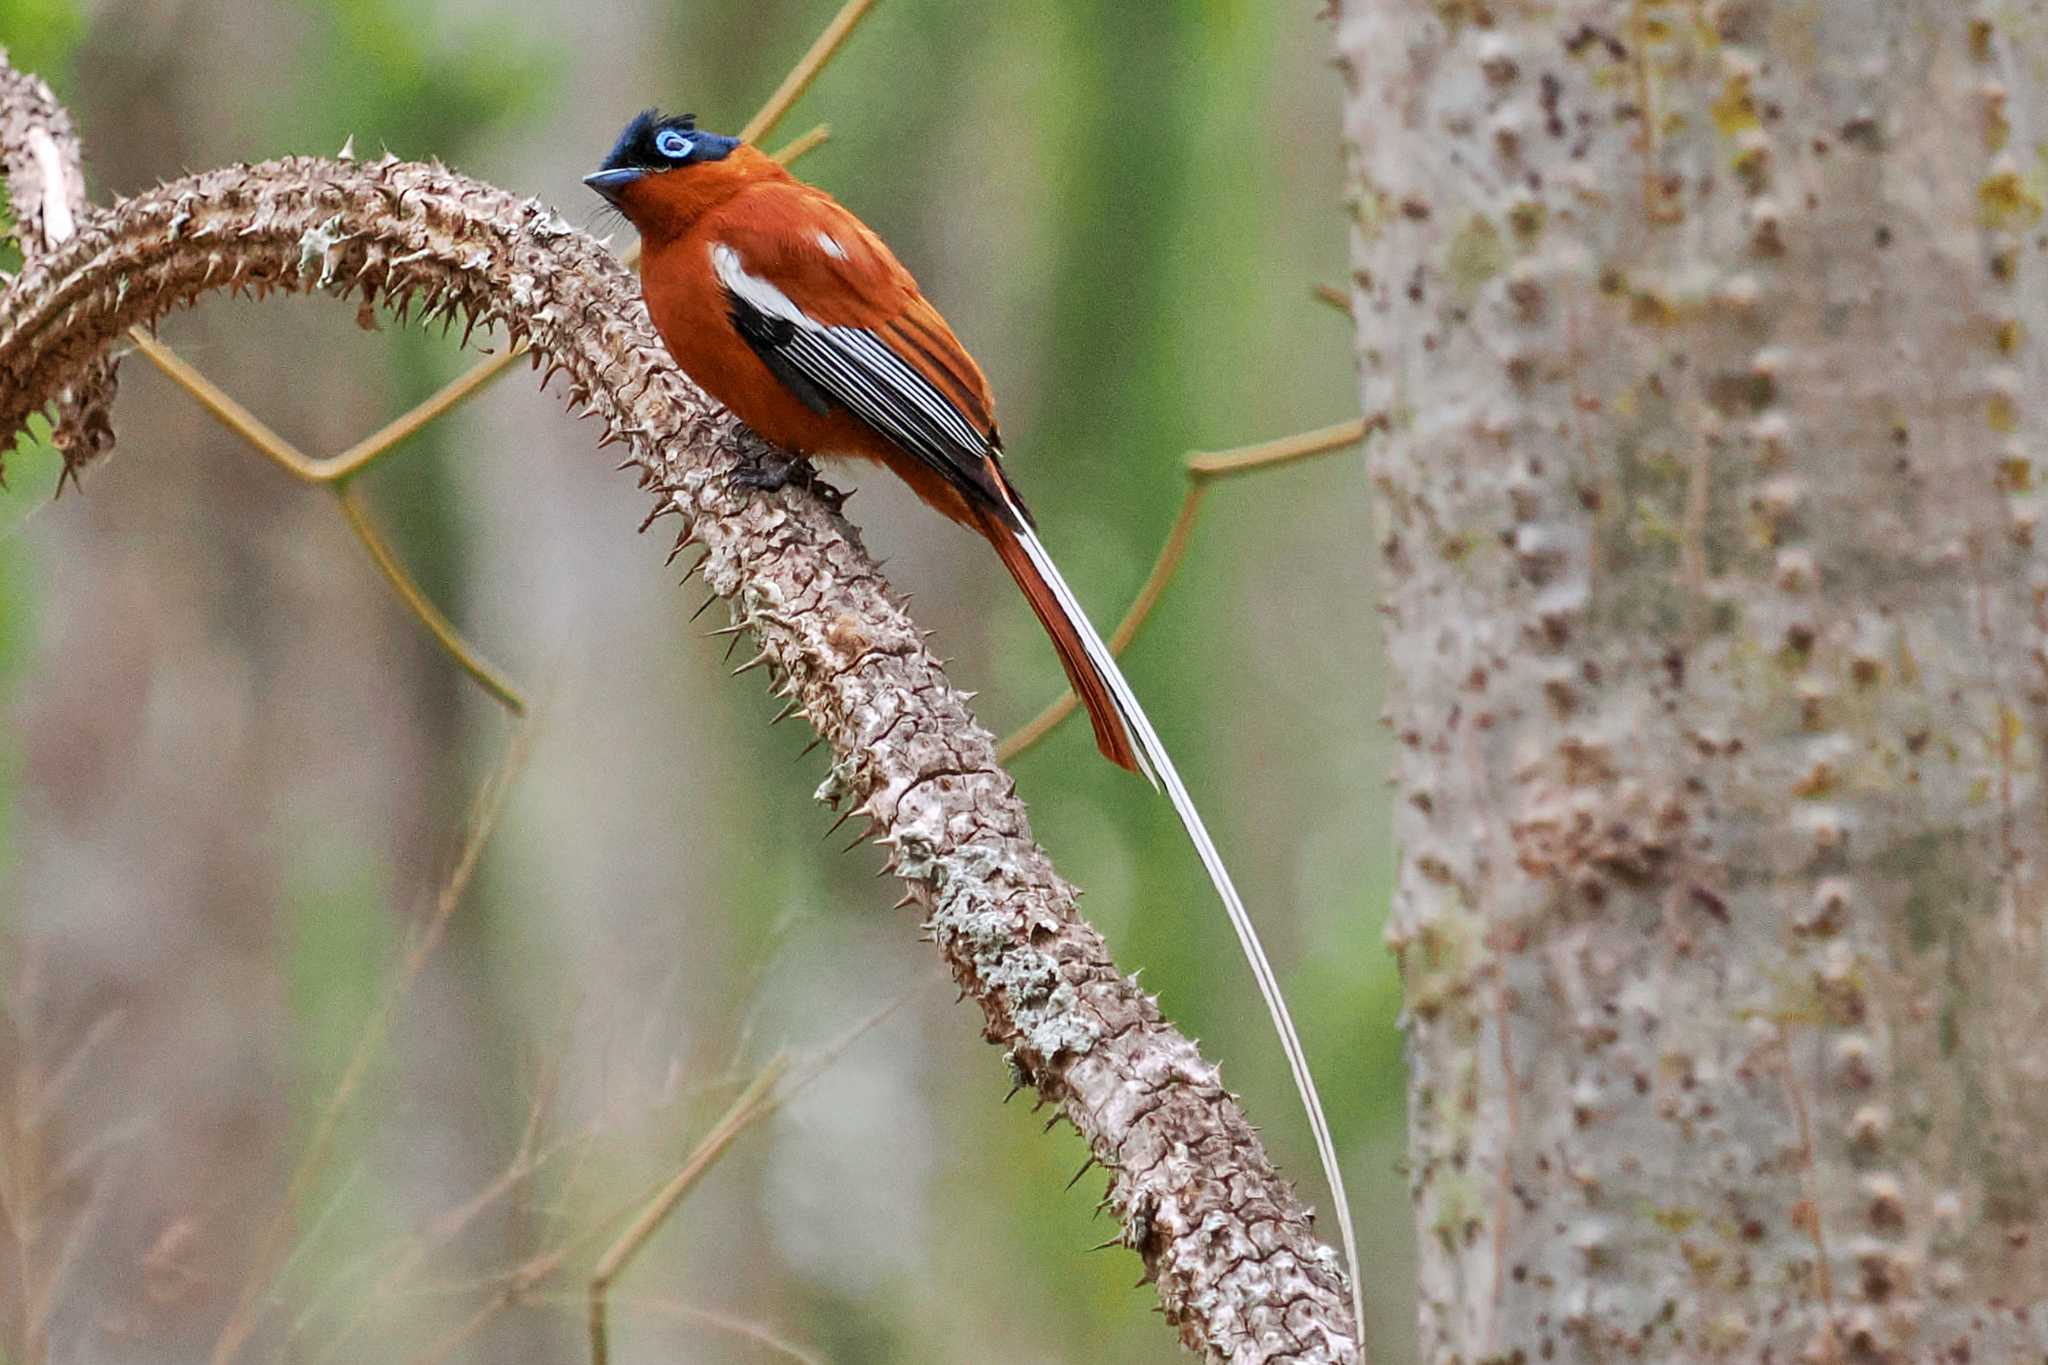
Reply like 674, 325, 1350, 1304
0, 1, 1403, 1360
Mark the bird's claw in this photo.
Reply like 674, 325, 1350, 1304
728, 451, 803, 493
808, 477, 851, 514
729, 453, 850, 514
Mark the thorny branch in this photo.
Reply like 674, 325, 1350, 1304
104, 123, 832, 719
0, 56, 1359, 1365
0, 55, 113, 480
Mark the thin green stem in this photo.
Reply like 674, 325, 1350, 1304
997, 415, 1379, 764
129, 328, 319, 478
334, 485, 527, 715
587, 1056, 790, 1365
323, 348, 524, 481
739, 0, 878, 145
132, 330, 528, 714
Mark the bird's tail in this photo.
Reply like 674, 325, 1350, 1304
982, 510, 1152, 781
978, 503, 1364, 1333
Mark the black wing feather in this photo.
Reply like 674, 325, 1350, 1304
727, 301, 833, 416
722, 288, 1010, 512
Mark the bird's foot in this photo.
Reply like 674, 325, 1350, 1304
729, 451, 850, 514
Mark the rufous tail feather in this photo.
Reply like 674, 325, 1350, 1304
982, 512, 1150, 779
980, 503, 1364, 1338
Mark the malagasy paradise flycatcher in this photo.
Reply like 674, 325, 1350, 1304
586, 110, 1359, 1308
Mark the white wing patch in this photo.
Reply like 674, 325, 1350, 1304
815, 232, 849, 261
27, 129, 76, 245
710, 242, 818, 330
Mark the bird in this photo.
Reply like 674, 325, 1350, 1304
586, 109, 1360, 1319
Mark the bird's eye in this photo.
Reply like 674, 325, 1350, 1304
655, 128, 694, 161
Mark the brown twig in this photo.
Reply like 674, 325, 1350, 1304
562, 1292, 824, 1365
124, 329, 311, 475
1311, 282, 1354, 316
769, 121, 832, 167
407, 1246, 567, 1365
584, 982, 909, 1363
332, 989, 904, 1362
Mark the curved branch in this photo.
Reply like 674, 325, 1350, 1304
0, 153, 1358, 1359
0, 51, 115, 480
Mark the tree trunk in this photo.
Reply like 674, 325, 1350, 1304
1337, 3, 2048, 1360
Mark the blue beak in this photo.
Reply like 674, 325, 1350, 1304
583, 168, 644, 204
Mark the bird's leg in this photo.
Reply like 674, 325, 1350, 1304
729, 447, 850, 514
727, 447, 807, 491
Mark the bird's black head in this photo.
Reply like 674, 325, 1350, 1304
585, 110, 741, 203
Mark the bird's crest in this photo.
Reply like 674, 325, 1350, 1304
600, 109, 737, 171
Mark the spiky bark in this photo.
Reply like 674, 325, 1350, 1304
0, 55, 113, 476
1338, 2, 2048, 1360
0, 54, 1358, 1362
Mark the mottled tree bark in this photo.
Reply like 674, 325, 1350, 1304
1338, 2, 2048, 1361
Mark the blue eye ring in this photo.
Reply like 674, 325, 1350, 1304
655, 128, 694, 161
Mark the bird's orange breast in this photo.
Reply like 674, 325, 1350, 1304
638, 238, 787, 440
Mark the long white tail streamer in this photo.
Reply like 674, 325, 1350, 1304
1010, 518, 1364, 1336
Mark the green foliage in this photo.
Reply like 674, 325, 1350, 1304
296, 0, 552, 150
0, 0, 83, 88
280, 0, 553, 154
